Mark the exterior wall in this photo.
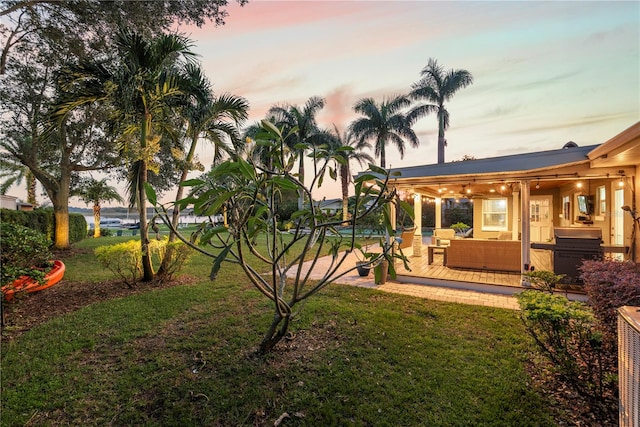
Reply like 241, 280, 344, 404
589, 178, 612, 245
0, 195, 18, 210
635, 166, 640, 262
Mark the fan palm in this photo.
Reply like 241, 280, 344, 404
350, 95, 418, 169
53, 29, 198, 280
408, 58, 473, 164
73, 177, 124, 238
268, 96, 326, 210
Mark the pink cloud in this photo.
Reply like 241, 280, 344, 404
186, 1, 364, 37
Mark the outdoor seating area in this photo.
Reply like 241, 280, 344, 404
446, 238, 521, 272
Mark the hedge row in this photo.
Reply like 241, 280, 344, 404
0, 208, 86, 244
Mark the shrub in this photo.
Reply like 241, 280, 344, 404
517, 290, 616, 407
523, 270, 565, 293
95, 238, 191, 286
0, 223, 52, 289
95, 240, 142, 287
450, 222, 470, 234
150, 240, 192, 281
68, 213, 87, 243
580, 259, 640, 344
0, 209, 86, 243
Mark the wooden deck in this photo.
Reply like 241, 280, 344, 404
395, 245, 555, 294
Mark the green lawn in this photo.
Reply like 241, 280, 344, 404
0, 237, 558, 426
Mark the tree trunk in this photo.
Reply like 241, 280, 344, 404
93, 202, 101, 238
297, 153, 305, 211
380, 143, 386, 169
26, 170, 37, 206
258, 313, 290, 355
437, 136, 446, 164
437, 113, 446, 164
157, 163, 189, 276
341, 165, 349, 224
49, 172, 71, 249
52, 195, 70, 249
158, 134, 199, 277
139, 115, 154, 281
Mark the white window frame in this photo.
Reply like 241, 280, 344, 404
597, 185, 606, 215
481, 198, 508, 231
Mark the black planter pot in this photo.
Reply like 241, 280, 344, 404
356, 262, 371, 277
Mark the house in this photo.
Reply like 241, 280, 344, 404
368, 121, 640, 289
315, 198, 343, 215
0, 195, 33, 211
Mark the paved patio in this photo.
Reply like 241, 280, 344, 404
288, 243, 522, 311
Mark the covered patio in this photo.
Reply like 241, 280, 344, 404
382, 121, 640, 290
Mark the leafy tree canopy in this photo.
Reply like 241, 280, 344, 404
1, 0, 248, 73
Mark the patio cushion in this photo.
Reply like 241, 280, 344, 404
433, 228, 455, 245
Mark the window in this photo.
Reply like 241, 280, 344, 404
482, 198, 507, 231
597, 186, 606, 214
562, 195, 570, 220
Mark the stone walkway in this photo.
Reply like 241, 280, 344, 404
289, 248, 521, 311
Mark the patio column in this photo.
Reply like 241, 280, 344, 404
520, 180, 532, 286
512, 191, 520, 241
413, 193, 422, 256
435, 197, 442, 229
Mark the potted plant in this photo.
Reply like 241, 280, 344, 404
451, 222, 470, 236
355, 243, 376, 277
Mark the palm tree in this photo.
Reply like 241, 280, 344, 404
157, 65, 248, 276
327, 125, 373, 222
268, 96, 326, 210
408, 58, 473, 164
0, 156, 37, 205
350, 95, 418, 169
73, 177, 124, 238
53, 29, 198, 281
168, 65, 248, 231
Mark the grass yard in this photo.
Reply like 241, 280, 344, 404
1, 236, 560, 426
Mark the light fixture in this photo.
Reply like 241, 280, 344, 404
619, 174, 625, 187
535, 180, 540, 189
576, 182, 583, 189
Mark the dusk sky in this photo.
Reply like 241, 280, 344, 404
184, 0, 639, 201
9, 1, 640, 206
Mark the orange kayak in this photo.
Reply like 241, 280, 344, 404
2, 260, 65, 302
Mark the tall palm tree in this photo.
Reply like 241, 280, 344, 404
157, 65, 248, 276
327, 125, 373, 222
168, 64, 248, 232
73, 177, 124, 238
408, 58, 473, 164
53, 29, 198, 281
350, 95, 418, 169
268, 96, 325, 210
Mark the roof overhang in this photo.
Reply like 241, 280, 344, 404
588, 121, 640, 169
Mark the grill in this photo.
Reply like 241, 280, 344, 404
553, 227, 603, 282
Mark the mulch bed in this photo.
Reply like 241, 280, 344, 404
1, 247, 192, 343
